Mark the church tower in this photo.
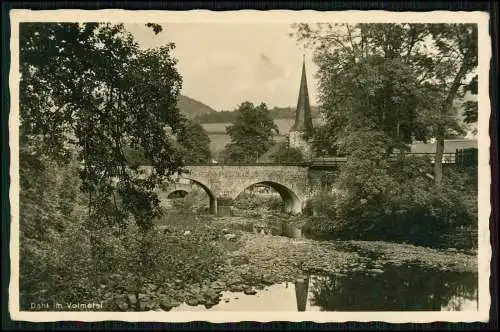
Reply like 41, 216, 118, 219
289, 56, 314, 160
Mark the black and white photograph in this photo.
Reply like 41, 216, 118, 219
8, 9, 491, 323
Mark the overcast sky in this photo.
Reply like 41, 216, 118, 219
125, 23, 318, 111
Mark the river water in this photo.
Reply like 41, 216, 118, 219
171, 264, 477, 311
158, 207, 477, 312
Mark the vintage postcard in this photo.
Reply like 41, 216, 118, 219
8, 9, 491, 323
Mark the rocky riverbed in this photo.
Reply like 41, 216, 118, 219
110, 214, 478, 311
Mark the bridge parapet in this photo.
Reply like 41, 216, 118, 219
179, 165, 311, 215
145, 152, 457, 216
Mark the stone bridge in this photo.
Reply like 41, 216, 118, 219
172, 164, 313, 215
141, 161, 345, 215
147, 153, 447, 216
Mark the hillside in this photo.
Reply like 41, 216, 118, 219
195, 105, 321, 123
177, 95, 217, 118
202, 118, 324, 135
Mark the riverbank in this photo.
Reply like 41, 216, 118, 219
140, 212, 477, 311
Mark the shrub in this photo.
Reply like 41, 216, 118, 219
20, 220, 99, 308
304, 153, 475, 248
269, 143, 305, 163
19, 155, 225, 310
169, 186, 208, 212
233, 190, 284, 211
20, 220, 225, 310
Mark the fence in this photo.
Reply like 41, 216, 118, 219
455, 148, 478, 168
387, 152, 456, 164
184, 150, 477, 167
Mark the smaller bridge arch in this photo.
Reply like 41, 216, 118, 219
166, 190, 189, 199
159, 178, 218, 214
235, 181, 302, 214
161, 181, 192, 197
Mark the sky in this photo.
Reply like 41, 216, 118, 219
125, 23, 319, 111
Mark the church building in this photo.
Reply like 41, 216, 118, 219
289, 57, 314, 160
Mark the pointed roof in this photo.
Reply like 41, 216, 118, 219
290, 57, 314, 136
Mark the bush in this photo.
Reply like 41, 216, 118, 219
20, 220, 225, 311
19, 154, 225, 311
233, 190, 284, 211
303, 153, 475, 248
168, 186, 209, 213
269, 143, 305, 163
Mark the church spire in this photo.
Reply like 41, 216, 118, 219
291, 56, 313, 136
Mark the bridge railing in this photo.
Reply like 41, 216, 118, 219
386, 152, 456, 164
183, 161, 312, 167
159, 151, 480, 169
189, 152, 458, 166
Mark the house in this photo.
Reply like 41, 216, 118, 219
410, 139, 478, 164
411, 139, 478, 154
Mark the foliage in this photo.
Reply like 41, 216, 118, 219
225, 102, 279, 162
19, 143, 83, 242
176, 119, 212, 164
18, 23, 223, 311
293, 23, 440, 154
294, 23, 478, 247
177, 94, 217, 119
20, 22, 185, 229
121, 118, 212, 166
167, 186, 210, 214
293, 23, 478, 186
233, 190, 284, 211
310, 265, 478, 311
303, 137, 475, 248
268, 142, 305, 163
19, 149, 225, 310
425, 24, 478, 187
303, 191, 341, 218
20, 219, 224, 311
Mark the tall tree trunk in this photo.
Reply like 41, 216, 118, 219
434, 128, 445, 189
434, 62, 469, 189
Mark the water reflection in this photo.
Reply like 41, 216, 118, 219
295, 277, 310, 311
310, 264, 478, 311
171, 264, 477, 311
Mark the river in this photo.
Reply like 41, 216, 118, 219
155, 206, 478, 312
170, 232, 478, 311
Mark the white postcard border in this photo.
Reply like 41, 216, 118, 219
8, 9, 492, 323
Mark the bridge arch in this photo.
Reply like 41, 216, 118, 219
160, 177, 218, 214
236, 180, 302, 214
183, 178, 218, 214
166, 190, 189, 199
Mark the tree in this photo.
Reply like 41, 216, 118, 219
311, 123, 347, 157
293, 23, 478, 188
425, 24, 478, 188
176, 119, 212, 164
19, 23, 185, 230
146, 23, 163, 35
268, 142, 305, 163
294, 23, 438, 156
225, 102, 279, 162
462, 74, 478, 124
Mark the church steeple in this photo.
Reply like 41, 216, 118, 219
291, 56, 314, 137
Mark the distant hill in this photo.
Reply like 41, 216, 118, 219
177, 95, 216, 119
195, 105, 321, 123
202, 118, 324, 135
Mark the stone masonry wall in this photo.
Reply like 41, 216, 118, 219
184, 165, 310, 202
289, 131, 312, 160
